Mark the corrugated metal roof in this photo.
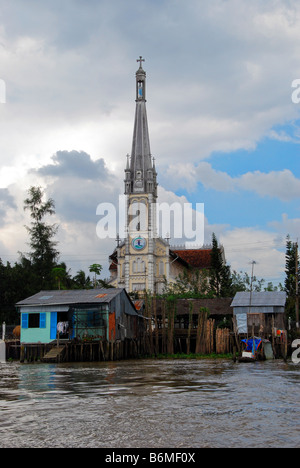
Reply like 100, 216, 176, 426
16, 288, 126, 307
231, 291, 287, 308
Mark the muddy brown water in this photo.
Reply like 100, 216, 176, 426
0, 359, 299, 448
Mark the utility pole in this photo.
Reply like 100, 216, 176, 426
296, 241, 299, 329
249, 261, 256, 310
248, 261, 256, 339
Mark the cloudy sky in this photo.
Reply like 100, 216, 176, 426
0, 0, 299, 284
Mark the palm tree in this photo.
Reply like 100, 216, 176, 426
72, 270, 92, 289
89, 264, 103, 288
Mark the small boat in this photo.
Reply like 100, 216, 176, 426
238, 351, 256, 363
238, 337, 263, 362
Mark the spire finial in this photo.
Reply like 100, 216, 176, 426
137, 56, 145, 68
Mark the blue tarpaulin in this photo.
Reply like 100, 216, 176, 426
241, 337, 262, 353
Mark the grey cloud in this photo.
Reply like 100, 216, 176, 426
0, 188, 16, 208
35, 150, 109, 180
2, 0, 102, 50
46, 175, 121, 224
0, 188, 17, 227
34, 150, 120, 224
3, 0, 300, 169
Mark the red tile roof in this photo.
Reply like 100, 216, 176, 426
172, 249, 213, 269
109, 248, 214, 271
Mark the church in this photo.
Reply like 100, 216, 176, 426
108, 58, 225, 294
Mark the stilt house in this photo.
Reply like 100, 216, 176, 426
231, 291, 287, 335
16, 288, 143, 345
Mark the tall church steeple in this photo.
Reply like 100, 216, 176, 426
125, 57, 157, 196
110, 58, 169, 295
109, 59, 223, 295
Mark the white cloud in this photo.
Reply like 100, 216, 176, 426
195, 163, 235, 193
163, 161, 300, 201
238, 169, 300, 201
220, 227, 286, 283
268, 213, 300, 239
267, 129, 299, 143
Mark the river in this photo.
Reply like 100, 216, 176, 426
0, 358, 299, 448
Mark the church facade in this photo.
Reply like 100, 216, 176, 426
108, 58, 224, 294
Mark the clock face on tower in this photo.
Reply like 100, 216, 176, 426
132, 236, 147, 251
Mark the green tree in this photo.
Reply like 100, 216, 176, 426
230, 270, 249, 292
24, 186, 59, 289
72, 269, 92, 289
264, 281, 284, 292
284, 235, 299, 321
0, 256, 39, 323
162, 268, 211, 298
209, 233, 233, 297
230, 270, 282, 295
285, 235, 298, 295
51, 263, 72, 290
89, 263, 103, 288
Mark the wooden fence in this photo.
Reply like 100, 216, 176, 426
142, 296, 232, 356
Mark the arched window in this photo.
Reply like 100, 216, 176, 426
133, 258, 146, 273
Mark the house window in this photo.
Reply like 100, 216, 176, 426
22, 313, 46, 329
28, 314, 40, 328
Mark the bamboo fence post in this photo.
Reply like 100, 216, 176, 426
205, 320, 209, 354
216, 328, 230, 354
153, 294, 159, 356
272, 315, 276, 357
187, 301, 193, 355
167, 299, 175, 355
147, 294, 153, 355
207, 319, 215, 354
195, 312, 201, 354
162, 299, 166, 354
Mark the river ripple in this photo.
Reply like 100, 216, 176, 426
0, 359, 299, 448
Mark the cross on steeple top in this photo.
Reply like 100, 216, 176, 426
137, 56, 145, 68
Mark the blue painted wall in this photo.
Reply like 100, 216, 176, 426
20, 311, 54, 344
